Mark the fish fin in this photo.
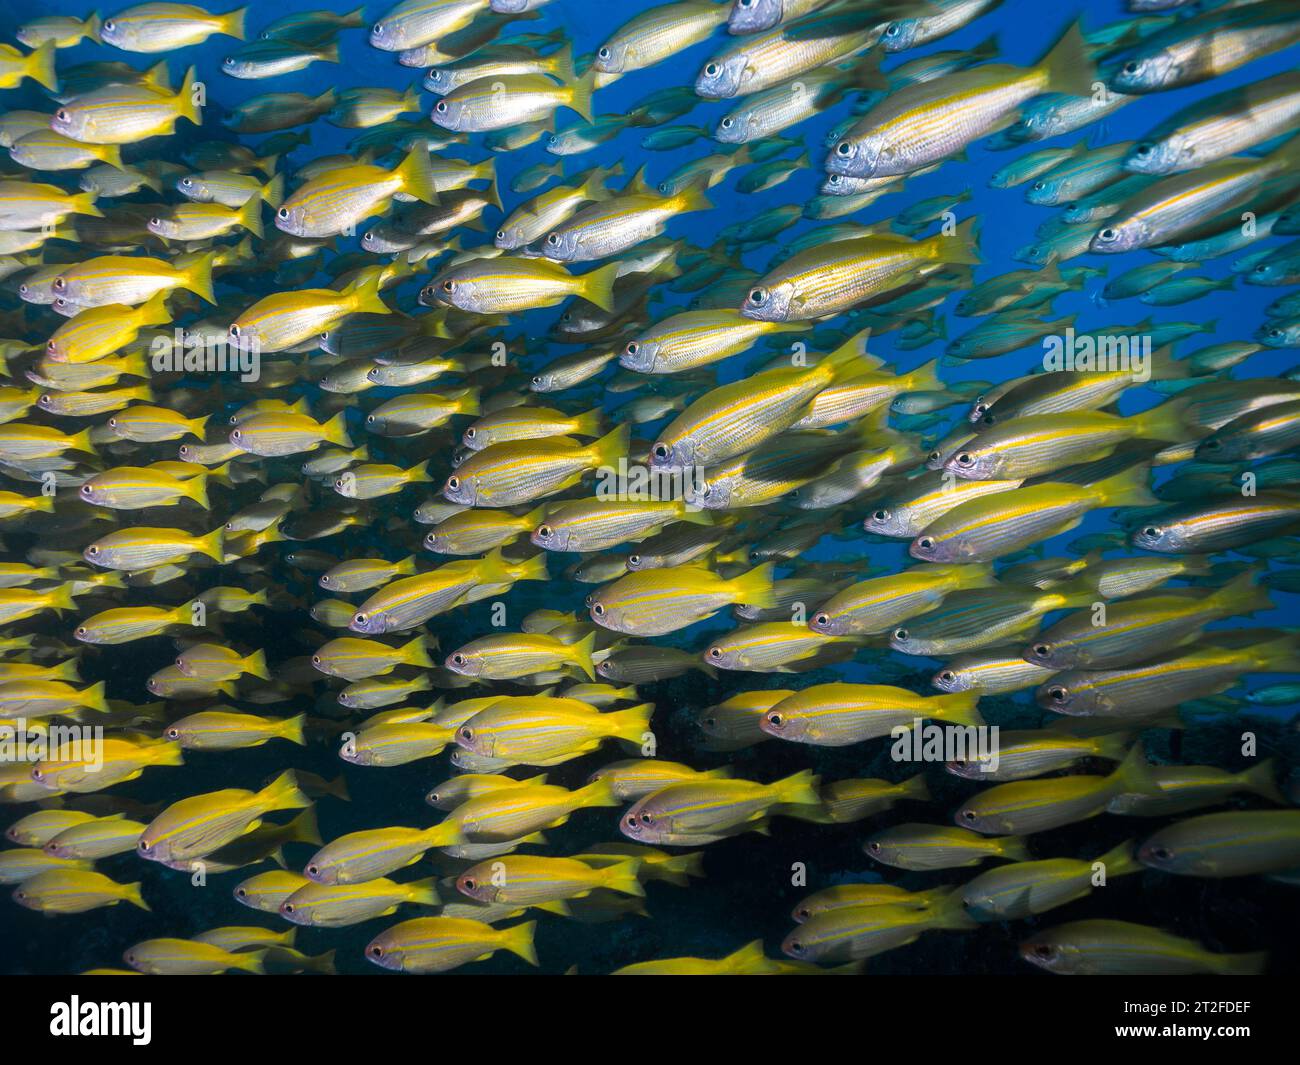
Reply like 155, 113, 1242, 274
72, 191, 103, 219
1096, 838, 1142, 878
27, 40, 57, 92
503, 920, 539, 966
343, 269, 389, 315
906, 357, 942, 393
899, 772, 930, 802
242, 649, 270, 680
233, 948, 267, 975
234, 196, 262, 239
603, 859, 646, 897
1211, 569, 1272, 618
197, 528, 224, 563
257, 770, 311, 812
288, 805, 321, 846
931, 216, 981, 266
1236, 758, 1286, 805
612, 701, 654, 744
177, 66, 202, 126
82, 680, 109, 713
1091, 464, 1156, 508
123, 881, 150, 911
401, 634, 435, 669
408, 876, 441, 906
1111, 742, 1161, 798
674, 174, 713, 214
395, 140, 438, 206
578, 261, 620, 313
574, 777, 619, 808
1037, 19, 1095, 99
999, 835, 1032, 862
570, 630, 598, 680
182, 470, 210, 510
172, 248, 216, 305
774, 768, 820, 807
261, 173, 284, 209
321, 412, 354, 448
281, 712, 307, 746
224, 6, 248, 40
930, 690, 984, 727
138, 290, 170, 328
731, 561, 777, 609
589, 423, 630, 468
567, 69, 598, 124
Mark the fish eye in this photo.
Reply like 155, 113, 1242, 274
307, 864, 319, 876
103, 19, 114, 29
872, 509, 889, 522
592, 602, 606, 616
1142, 526, 1160, 538
835, 142, 851, 156
223, 57, 234, 65
1123, 61, 1139, 74
640, 812, 652, 824
372, 22, 383, 33
1032, 943, 1055, 960
447, 476, 459, 490
1048, 686, 1068, 702
235, 887, 247, 897
867, 841, 881, 853
463, 877, 476, 890
598, 47, 610, 59
232, 429, 242, 439
311, 655, 321, 665
451, 653, 465, 665
1032, 181, 1045, 192
546, 233, 560, 245
87, 545, 99, 555
1134, 144, 1152, 157
705, 63, 719, 77
277, 207, 288, 219
940, 671, 956, 682
961, 809, 977, 821
137, 839, 151, 852
150, 217, 161, 227
918, 537, 934, 550
368, 945, 383, 958
435, 101, 448, 113
53, 277, 65, 289
748, 288, 766, 304
532, 375, 543, 385
442, 280, 454, 291
229, 323, 241, 336
720, 118, 733, 129
1151, 846, 1172, 861
956, 453, 974, 466
1098, 228, 1118, 242
652, 443, 669, 459
893, 628, 908, 641
495, 230, 504, 240
354, 613, 366, 625
56, 109, 68, 122
628, 554, 640, 565
626, 342, 639, 355
708, 647, 722, 659
283, 902, 295, 913
537, 523, 551, 537
75, 625, 87, 636
814, 613, 828, 626
766, 712, 783, 729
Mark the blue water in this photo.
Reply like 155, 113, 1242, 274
0, 0, 1297, 974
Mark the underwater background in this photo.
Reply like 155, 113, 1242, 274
0, 0, 1298, 975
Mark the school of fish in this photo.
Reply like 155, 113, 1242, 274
0, 0, 1299, 976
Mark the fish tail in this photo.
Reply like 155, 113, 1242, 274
603, 859, 646, 897
1211, 569, 1272, 618
50, 659, 80, 683
81, 680, 109, 713
68, 427, 97, 455
481, 160, 502, 210
242, 648, 271, 680
773, 768, 820, 807
72, 192, 103, 219
395, 140, 438, 206
503, 920, 539, 966
233, 948, 267, 975
287, 805, 322, 845
1091, 463, 1156, 509
281, 712, 307, 746
679, 504, 714, 526
731, 561, 777, 609
139, 290, 170, 328
579, 262, 620, 313
906, 357, 942, 393
1036, 19, 1095, 98
1129, 399, 1189, 442
27, 39, 57, 92
1216, 951, 1268, 977
930, 216, 981, 266
929, 690, 984, 727
234, 194, 263, 239
394, 554, 417, 575
1237, 758, 1286, 805
408, 876, 441, 906
343, 6, 365, 26
551, 43, 575, 84
319, 41, 340, 63
49, 583, 77, 614
675, 173, 713, 214
570, 630, 598, 679
1096, 838, 1142, 878
899, 772, 931, 802
999, 834, 1032, 862
224, 6, 248, 40
123, 881, 150, 911
196, 527, 225, 563
83, 11, 102, 42
177, 66, 202, 126
182, 250, 217, 304
401, 634, 435, 669
321, 412, 354, 448
257, 769, 311, 812
574, 777, 619, 808
568, 68, 598, 123
590, 423, 630, 469
949, 561, 997, 589
930, 887, 980, 931
612, 700, 654, 743
403, 460, 432, 484
183, 470, 210, 510
572, 406, 604, 437
658, 851, 706, 885
344, 269, 389, 316
1112, 742, 1160, 798
95, 143, 124, 170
